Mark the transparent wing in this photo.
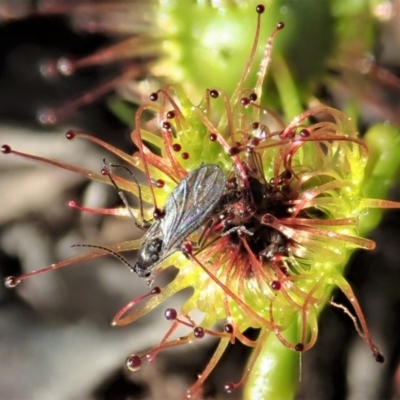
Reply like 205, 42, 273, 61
160, 164, 226, 254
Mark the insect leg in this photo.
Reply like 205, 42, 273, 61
222, 225, 254, 237
103, 159, 151, 229
188, 218, 216, 249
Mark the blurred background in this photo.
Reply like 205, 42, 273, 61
1, 1, 400, 399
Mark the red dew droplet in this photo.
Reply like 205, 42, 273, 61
279, 266, 289, 275
57, 57, 75, 76
240, 97, 250, 106
252, 122, 260, 129
224, 382, 235, 394
151, 286, 161, 295
101, 167, 109, 176
277, 21, 285, 30
194, 327, 205, 339
271, 281, 281, 290
181, 152, 189, 160
224, 323, 234, 334
166, 110, 175, 119
250, 137, 260, 147
149, 92, 158, 101
249, 93, 258, 101
126, 355, 142, 372
1, 144, 11, 154
65, 130, 76, 140
299, 129, 310, 137
256, 4, 265, 14
375, 352, 385, 363
228, 146, 240, 156
68, 200, 77, 208
209, 89, 219, 98
172, 143, 181, 152
262, 214, 274, 224
5, 276, 20, 288
155, 179, 165, 188
272, 255, 282, 264
162, 121, 171, 130
209, 133, 217, 142
164, 308, 177, 320
153, 208, 165, 220
181, 242, 193, 255
295, 343, 304, 352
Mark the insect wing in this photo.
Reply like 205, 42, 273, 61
160, 164, 226, 254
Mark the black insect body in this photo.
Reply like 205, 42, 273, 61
220, 168, 292, 260
133, 164, 227, 278
132, 229, 163, 277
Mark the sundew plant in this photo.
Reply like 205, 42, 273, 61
3, 4, 400, 400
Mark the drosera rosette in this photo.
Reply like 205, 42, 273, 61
2, 4, 400, 399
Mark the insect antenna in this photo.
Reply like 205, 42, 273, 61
71, 244, 135, 272
71, 243, 133, 271
102, 158, 151, 230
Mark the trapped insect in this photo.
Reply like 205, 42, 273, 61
210, 153, 291, 263
133, 164, 227, 277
